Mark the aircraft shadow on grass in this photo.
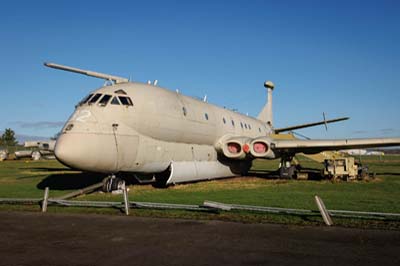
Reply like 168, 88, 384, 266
375, 172, 400, 176
23, 167, 76, 172
37, 172, 107, 190
18, 167, 76, 173
16, 167, 78, 180
35, 168, 393, 191
249, 167, 324, 181
35, 171, 317, 191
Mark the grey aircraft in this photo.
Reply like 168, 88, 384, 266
45, 62, 400, 189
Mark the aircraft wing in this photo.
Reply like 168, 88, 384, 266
270, 137, 400, 155
217, 135, 400, 159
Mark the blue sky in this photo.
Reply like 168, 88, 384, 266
0, 0, 399, 139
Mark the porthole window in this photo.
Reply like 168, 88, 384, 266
205, 113, 209, 120
223, 117, 226, 124
182, 107, 187, 116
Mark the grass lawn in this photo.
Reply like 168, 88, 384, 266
0, 156, 400, 229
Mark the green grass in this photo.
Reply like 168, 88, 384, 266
0, 156, 400, 228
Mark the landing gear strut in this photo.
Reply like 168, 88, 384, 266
103, 174, 125, 192
279, 156, 297, 179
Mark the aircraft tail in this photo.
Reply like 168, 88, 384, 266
257, 81, 274, 127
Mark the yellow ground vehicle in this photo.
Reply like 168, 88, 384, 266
323, 157, 371, 181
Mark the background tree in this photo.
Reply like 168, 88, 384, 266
1, 128, 18, 146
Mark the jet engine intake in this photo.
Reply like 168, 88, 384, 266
220, 137, 251, 160
249, 137, 276, 159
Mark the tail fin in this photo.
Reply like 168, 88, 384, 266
257, 81, 274, 126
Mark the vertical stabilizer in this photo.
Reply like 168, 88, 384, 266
257, 81, 274, 126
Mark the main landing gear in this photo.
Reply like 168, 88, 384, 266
103, 174, 125, 192
279, 156, 297, 179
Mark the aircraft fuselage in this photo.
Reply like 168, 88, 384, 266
55, 82, 271, 180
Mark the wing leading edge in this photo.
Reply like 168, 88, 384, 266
271, 137, 400, 155
216, 135, 400, 160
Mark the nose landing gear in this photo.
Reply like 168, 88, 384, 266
103, 174, 125, 192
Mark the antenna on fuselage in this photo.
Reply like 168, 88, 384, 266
44, 62, 129, 84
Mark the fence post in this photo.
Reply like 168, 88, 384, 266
314, 195, 333, 226
41, 187, 49, 213
123, 182, 129, 215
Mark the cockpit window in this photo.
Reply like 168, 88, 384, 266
118, 96, 133, 106
114, 89, 127, 95
79, 93, 94, 105
88, 93, 102, 104
98, 94, 112, 106
110, 97, 120, 105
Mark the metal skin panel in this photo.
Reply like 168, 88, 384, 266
56, 132, 119, 173
134, 134, 218, 173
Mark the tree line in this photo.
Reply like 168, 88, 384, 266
0, 128, 18, 146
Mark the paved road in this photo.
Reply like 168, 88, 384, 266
0, 211, 399, 266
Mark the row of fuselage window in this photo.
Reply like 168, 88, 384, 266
79, 93, 134, 107
183, 107, 262, 133
80, 93, 263, 133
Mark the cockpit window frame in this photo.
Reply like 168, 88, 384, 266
79, 93, 94, 105
118, 96, 133, 106
110, 96, 121, 105
98, 94, 112, 107
88, 93, 102, 104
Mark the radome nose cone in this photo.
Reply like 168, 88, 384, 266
54, 134, 84, 170
55, 133, 117, 173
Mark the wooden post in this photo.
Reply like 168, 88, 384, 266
203, 201, 232, 211
123, 182, 129, 215
315, 195, 333, 226
56, 182, 104, 200
41, 187, 49, 213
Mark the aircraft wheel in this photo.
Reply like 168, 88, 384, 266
279, 165, 296, 179
103, 176, 124, 192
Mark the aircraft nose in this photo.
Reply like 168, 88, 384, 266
55, 133, 118, 173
